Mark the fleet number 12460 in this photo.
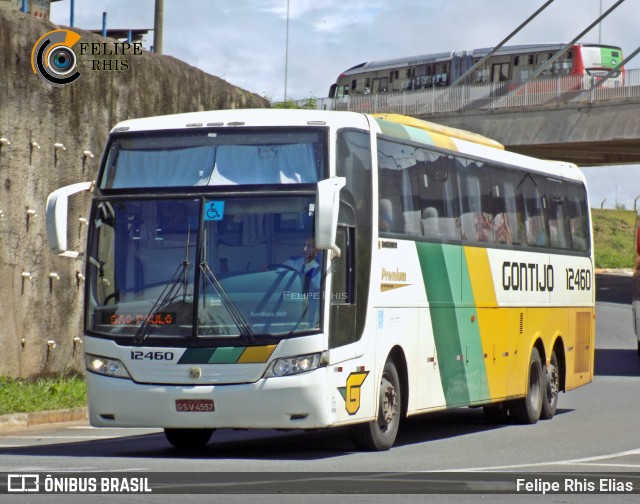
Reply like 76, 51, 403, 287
566, 268, 591, 291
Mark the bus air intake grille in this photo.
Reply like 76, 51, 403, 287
574, 312, 592, 374
519, 313, 524, 334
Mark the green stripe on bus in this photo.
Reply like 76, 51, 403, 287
178, 348, 215, 364
178, 346, 276, 364
208, 347, 246, 364
416, 242, 490, 406
416, 242, 469, 406
375, 119, 435, 146
459, 248, 490, 403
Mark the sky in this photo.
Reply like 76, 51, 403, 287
48, 0, 640, 210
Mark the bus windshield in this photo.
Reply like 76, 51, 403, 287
87, 195, 323, 342
99, 129, 325, 189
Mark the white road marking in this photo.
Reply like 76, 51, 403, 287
443, 447, 640, 471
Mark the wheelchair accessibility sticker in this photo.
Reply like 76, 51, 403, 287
204, 201, 225, 221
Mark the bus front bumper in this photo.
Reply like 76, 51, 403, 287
85, 369, 333, 430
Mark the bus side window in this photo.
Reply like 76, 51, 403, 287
459, 162, 493, 244
329, 226, 357, 350
336, 128, 372, 343
489, 168, 523, 246
521, 174, 549, 248
378, 139, 408, 234
566, 184, 589, 252
417, 153, 459, 241
546, 178, 571, 250
331, 226, 355, 305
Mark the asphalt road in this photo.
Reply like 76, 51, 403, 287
596, 271, 633, 305
0, 274, 638, 503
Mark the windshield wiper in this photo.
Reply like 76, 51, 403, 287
199, 261, 255, 343
133, 228, 192, 346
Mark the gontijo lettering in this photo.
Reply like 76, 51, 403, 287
502, 261, 554, 292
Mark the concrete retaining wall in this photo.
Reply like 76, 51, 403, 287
0, 8, 268, 377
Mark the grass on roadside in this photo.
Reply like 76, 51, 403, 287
0, 374, 86, 416
591, 208, 636, 269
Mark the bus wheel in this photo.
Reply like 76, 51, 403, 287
510, 347, 543, 424
540, 351, 559, 420
164, 428, 214, 449
351, 360, 401, 451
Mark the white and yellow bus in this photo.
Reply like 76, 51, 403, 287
46, 109, 595, 451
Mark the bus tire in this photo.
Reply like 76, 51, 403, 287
351, 360, 401, 451
540, 350, 559, 420
164, 428, 214, 449
510, 347, 543, 425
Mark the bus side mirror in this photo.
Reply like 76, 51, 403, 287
315, 177, 346, 257
46, 181, 93, 258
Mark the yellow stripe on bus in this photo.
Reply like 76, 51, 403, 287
463, 246, 505, 400
372, 113, 504, 150
237, 345, 278, 363
428, 131, 458, 152
464, 247, 498, 307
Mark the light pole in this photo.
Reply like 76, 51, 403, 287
154, 0, 164, 54
284, 0, 290, 102
599, 0, 603, 44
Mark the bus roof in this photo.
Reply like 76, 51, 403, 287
109, 108, 372, 133
112, 109, 503, 152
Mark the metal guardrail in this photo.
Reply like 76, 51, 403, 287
314, 67, 640, 115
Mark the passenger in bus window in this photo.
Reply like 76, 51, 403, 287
421, 207, 439, 237
527, 215, 548, 247
474, 212, 493, 242
570, 217, 588, 251
494, 213, 512, 244
379, 199, 396, 232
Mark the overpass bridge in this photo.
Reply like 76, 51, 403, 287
317, 68, 640, 166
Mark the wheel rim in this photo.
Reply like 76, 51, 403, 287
378, 375, 398, 433
545, 363, 559, 405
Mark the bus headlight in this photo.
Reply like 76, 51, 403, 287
86, 353, 132, 380
264, 352, 327, 378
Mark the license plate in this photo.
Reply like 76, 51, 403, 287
175, 399, 214, 412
